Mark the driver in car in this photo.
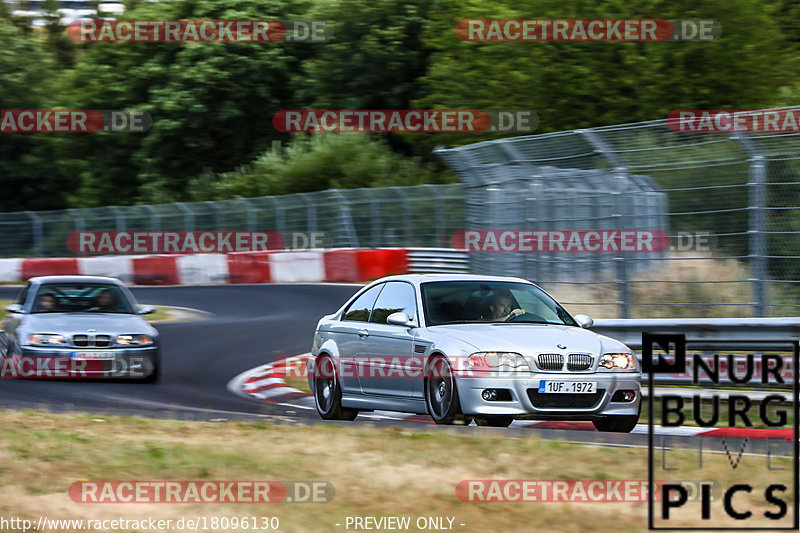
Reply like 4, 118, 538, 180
88, 289, 119, 312
37, 293, 57, 312
488, 293, 524, 322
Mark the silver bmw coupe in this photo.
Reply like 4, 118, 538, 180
308, 274, 641, 431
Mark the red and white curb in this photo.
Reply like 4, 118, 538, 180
228, 354, 795, 440
227, 354, 430, 422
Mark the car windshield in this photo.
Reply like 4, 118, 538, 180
31, 283, 135, 314
421, 281, 577, 327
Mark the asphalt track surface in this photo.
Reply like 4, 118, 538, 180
0, 284, 360, 421
0, 285, 791, 454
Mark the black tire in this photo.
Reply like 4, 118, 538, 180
313, 356, 358, 421
425, 355, 471, 425
592, 414, 639, 433
476, 416, 514, 428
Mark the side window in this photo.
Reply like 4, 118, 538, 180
342, 284, 384, 322
370, 282, 417, 325
15, 283, 30, 305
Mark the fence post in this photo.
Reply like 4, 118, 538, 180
203, 201, 222, 230
24, 211, 43, 257
735, 133, 768, 317
577, 129, 631, 318
237, 198, 256, 231
391, 187, 413, 246
68, 208, 84, 232
423, 184, 445, 246
110, 206, 126, 232
329, 190, 359, 247
175, 202, 194, 231
298, 193, 317, 234
143, 205, 160, 231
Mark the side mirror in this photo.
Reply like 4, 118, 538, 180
573, 314, 594, 329
5, 304, 25, 315
138, 305, 155, 315
386, 312, 414, 327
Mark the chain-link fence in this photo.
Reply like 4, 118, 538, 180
0, 184, 465, 257
436, 107, 800, 319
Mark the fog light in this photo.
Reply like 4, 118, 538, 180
482, 389, 497, 401
611, 390, 636, 402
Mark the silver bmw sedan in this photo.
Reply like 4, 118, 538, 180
1, 276, 160, 381
308, 274, 641, 431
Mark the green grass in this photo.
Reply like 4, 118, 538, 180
0, 409, 793, 532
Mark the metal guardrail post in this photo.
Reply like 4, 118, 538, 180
109, 206, 126, 232
67, 208, 84, 232
390, 187, 412, 246
24, 211, 43, 257
143, 205, 160, 231
423, 184, 445, 246
297, 193, 317, 234
237, 198, 256, 231
329, 190, 359, 248
203, 201, 222, 230
578, 129, 631, 318
735, 133, 768, 317
266, 197, 286, 237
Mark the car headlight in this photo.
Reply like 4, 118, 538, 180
27, 334, 66, 346
599, 352, 636, 370
465, 352, 531, 372
117, 334, 154, 346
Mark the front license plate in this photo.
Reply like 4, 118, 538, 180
70, 351, 116, 361
538, 381, 596, 394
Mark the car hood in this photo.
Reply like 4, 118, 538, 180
429, 323, 626, 355
22, 313, 156, 337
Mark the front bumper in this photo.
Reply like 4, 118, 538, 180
3, 346, 160, 379
455, 371, 641, 419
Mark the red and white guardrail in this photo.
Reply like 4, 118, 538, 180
0, 248, 409, 285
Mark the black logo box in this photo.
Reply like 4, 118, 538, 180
643, 333, 799, 531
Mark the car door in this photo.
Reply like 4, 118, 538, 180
332, 283, 385, 394
357, 281, 419, 398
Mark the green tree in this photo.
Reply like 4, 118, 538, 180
298, 0, 434, 109
414, 0, 796, 150
0, 7, 69, 212
188, 133, 450, 200
56, 0, 313, 207
42, 0, 77, 69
